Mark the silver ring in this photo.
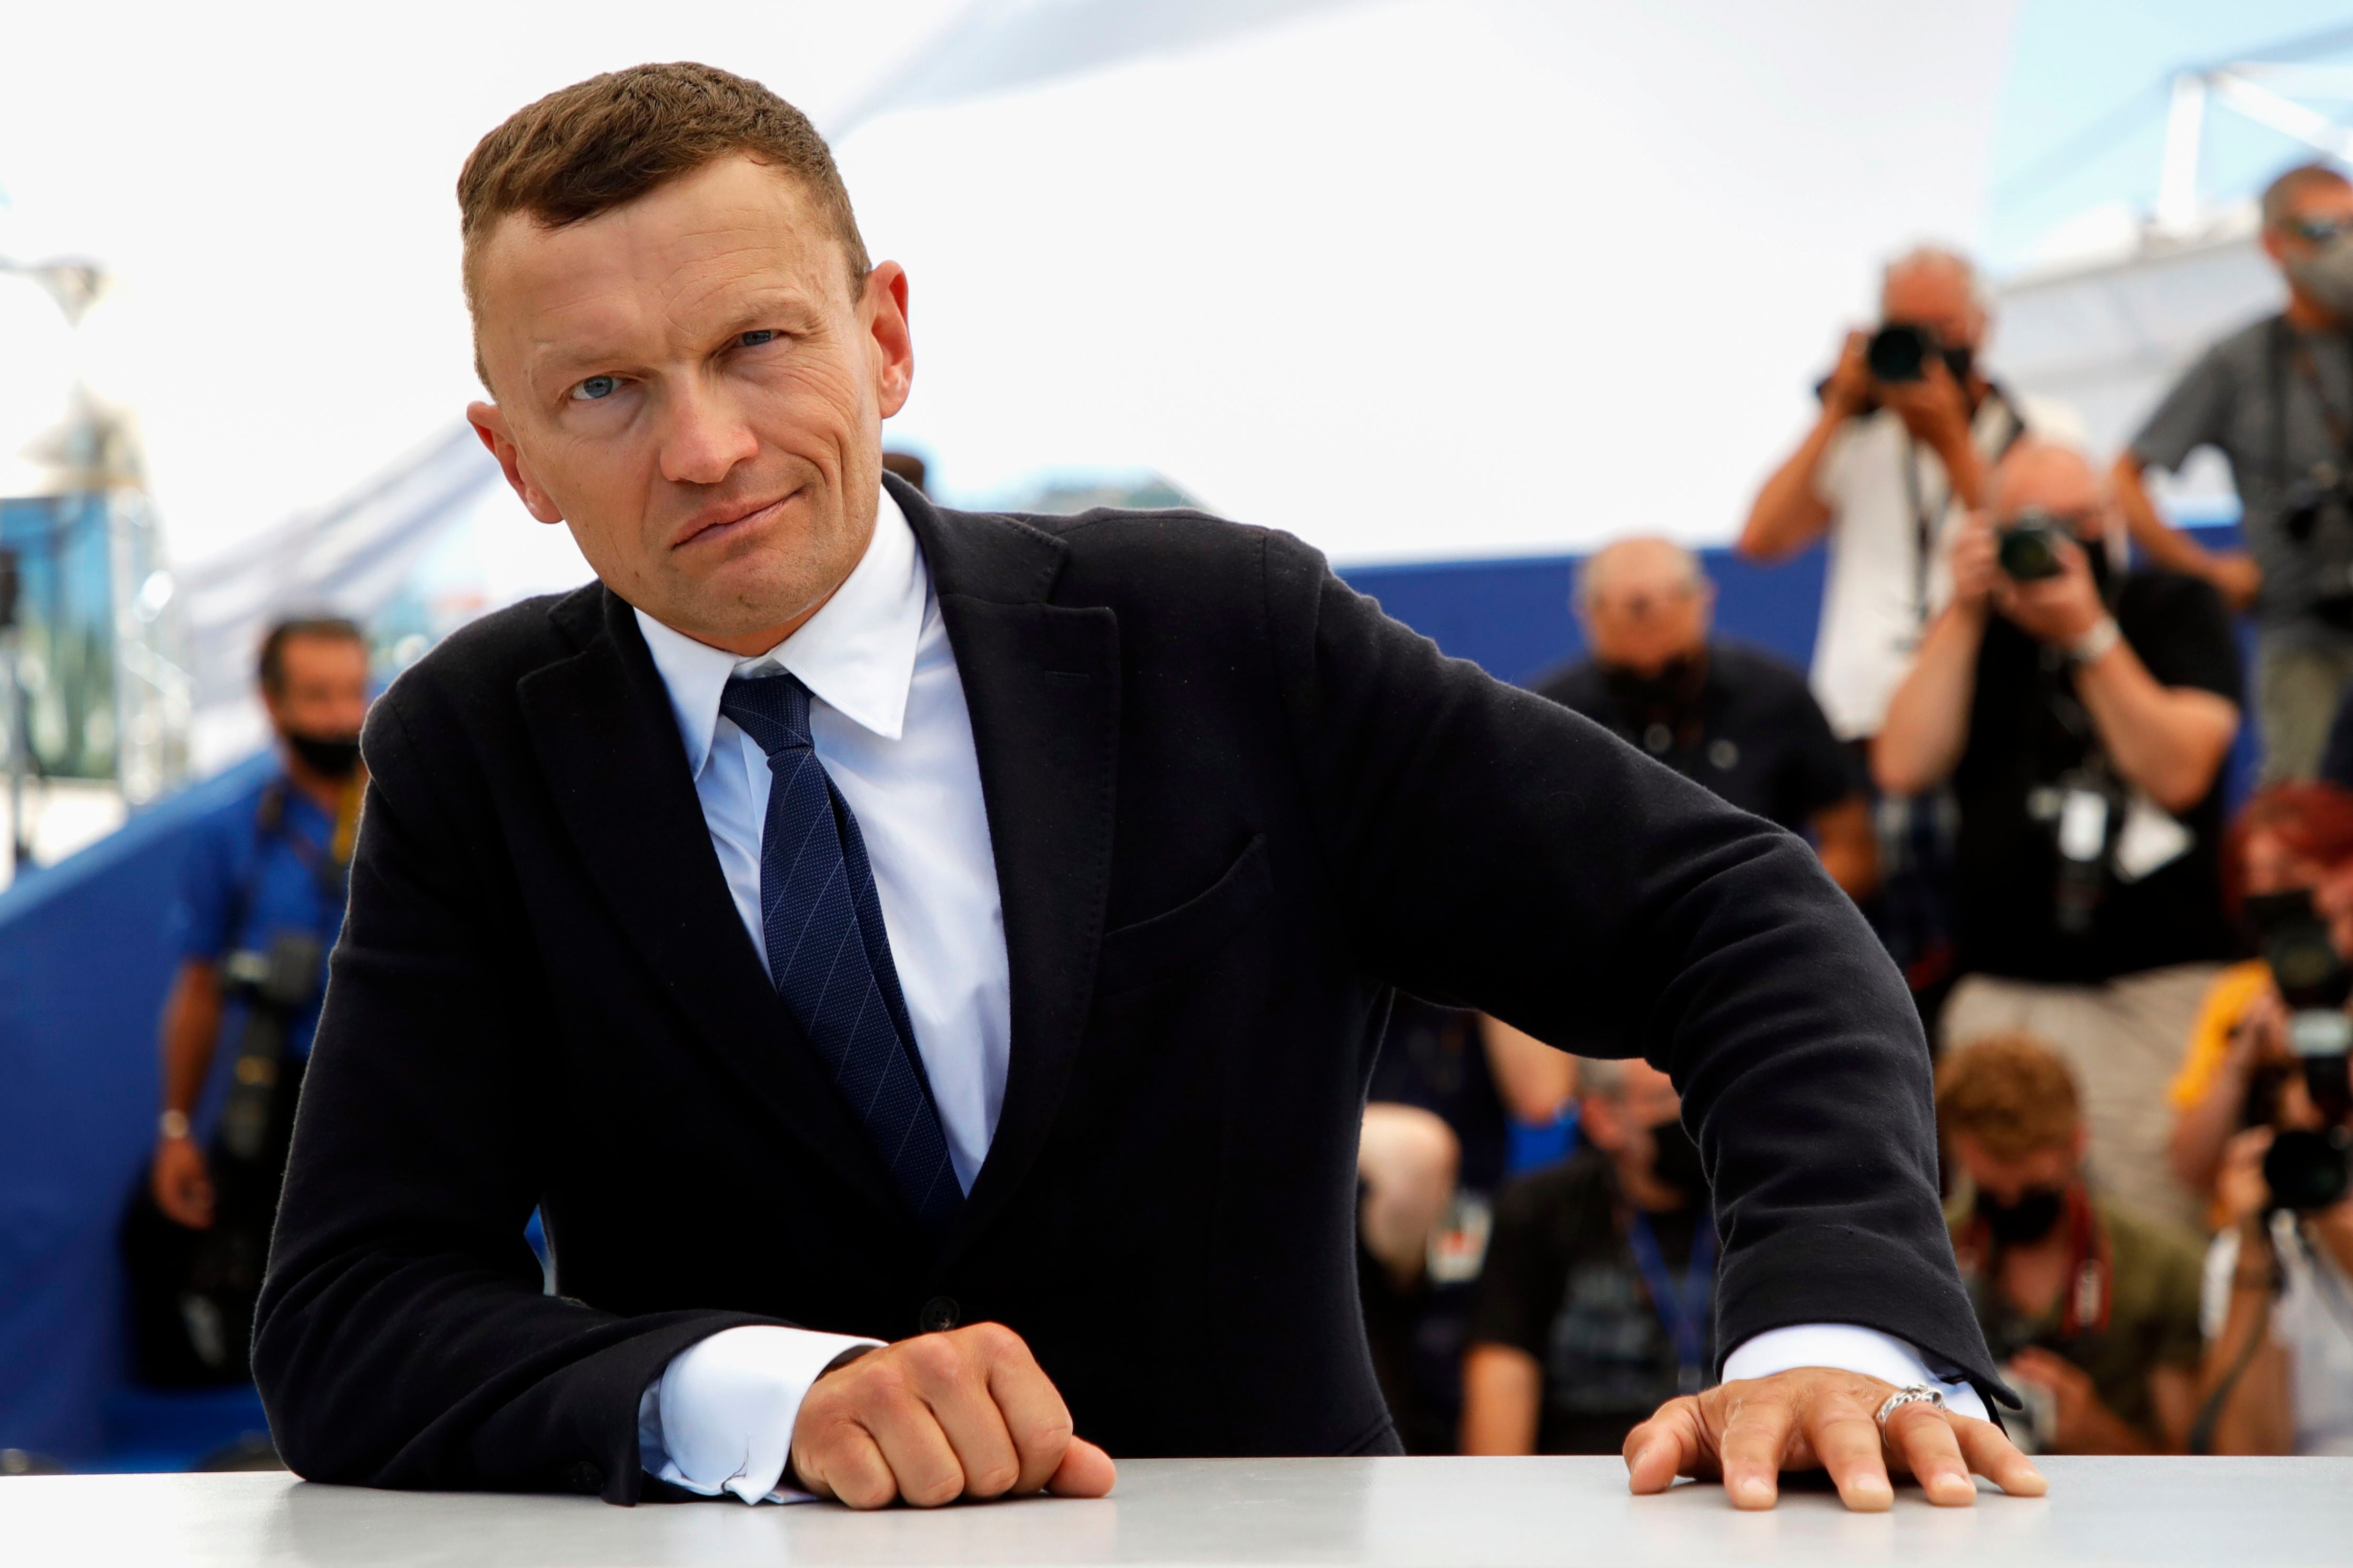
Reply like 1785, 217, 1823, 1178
1875, 1384, 1945, 1429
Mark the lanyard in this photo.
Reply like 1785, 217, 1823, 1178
2270, 315, 2353, 487
1900, 389, 2022, 634
1626, 1209, 1716, 1395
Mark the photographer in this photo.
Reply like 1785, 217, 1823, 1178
1460, 1058, 1712, 1456
2120, 162, 2353, 782
1937, 1035, 2204, 1454
2196, 1073, 2353, 1454
1741, 246, 2080, 745
1533, 537, 1875, 899
135, 617, 367, 1379
2166, 785, 2353, 1206
1876, 440, 2241, 1235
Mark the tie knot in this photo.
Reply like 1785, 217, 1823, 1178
719, 671, 816, 758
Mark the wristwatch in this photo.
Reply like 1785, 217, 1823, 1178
158, 1109, 191, 1142
2067, 615, 2121, 664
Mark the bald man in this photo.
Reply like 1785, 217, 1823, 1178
1532, 538, 1875, 900
1876, 440, 2241, 1235
1740, 247, 2082, 745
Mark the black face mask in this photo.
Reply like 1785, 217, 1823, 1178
1600, 652, 1706, 724
286, 730, 363, 780
1941, 342, 1976, 383
1647, 1115, 1707, 1202
1975, 1185, 2064, 1246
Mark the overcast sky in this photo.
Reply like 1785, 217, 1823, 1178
6, 0, 2277, 579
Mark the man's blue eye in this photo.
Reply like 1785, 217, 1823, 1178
571, 375, 619, 402
739, 330, 778, 347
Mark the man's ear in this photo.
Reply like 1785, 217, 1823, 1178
468, 402, 565, 525
863, 260, 914, 420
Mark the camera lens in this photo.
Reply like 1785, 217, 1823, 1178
1867, 325, 1930, 383
2262, 1126, 2353, 1213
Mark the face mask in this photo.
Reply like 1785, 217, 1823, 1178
1600, 652, 1705, 721
1940, 341, 1976, 383
2289, 234, 2353, 319
1646, 1114, 1707, 1202
286, 730, 363, 780
1975, 1185, 2064, 1246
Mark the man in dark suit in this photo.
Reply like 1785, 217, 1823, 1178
255, 63, 2045, 1515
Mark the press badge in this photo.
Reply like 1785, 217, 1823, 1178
2112, 794, 2192, 883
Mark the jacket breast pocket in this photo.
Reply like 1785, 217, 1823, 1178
1093, 835, 1274, 1001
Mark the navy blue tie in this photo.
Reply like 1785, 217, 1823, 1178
719, 672, 963, 1228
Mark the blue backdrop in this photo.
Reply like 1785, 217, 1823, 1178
0, 528, 2252, 1464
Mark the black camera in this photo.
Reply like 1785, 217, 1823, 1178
1996, 510, 2069, 581
2245, 888, 2353, 1212
1866, 323, 1933, 383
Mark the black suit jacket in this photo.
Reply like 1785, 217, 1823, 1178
255, 478, 1999, 1501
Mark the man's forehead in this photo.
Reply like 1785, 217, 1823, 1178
472, 157, 844, 338
2294, 179, 2353, 217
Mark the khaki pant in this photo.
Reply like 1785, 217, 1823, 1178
1941, 964, 2220, 1240
2257, 635, 2353, 784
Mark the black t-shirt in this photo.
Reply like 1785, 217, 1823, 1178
1950, 569, 2242, 983
1532, 641, 1859, 834
1466, 1150, 1711, 1455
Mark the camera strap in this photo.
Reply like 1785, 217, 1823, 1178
2269, 315, 2353, 487
1905, 386, 2025, 631
1625, 1208, 1715, 1397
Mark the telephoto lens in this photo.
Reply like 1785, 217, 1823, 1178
1995, 511, 2068, 581
1866, 323, 1932, 383
2262, 1125, 2352, 1214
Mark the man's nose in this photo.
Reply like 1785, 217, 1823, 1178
656, 380, 760, 487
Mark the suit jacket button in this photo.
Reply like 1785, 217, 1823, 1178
569, 1460, 604, 1495
919, 1295, 960, 1333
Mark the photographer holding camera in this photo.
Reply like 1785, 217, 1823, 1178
2120, 163, 2353, 782
1876, 440, 2242, 1236
129, 616, 368, 1381
1742, 246, 2080, 745
2196, 1045, 2353, 1454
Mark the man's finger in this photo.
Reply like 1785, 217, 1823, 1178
1802, 1393, 1894, 1513
973, 1326, 1078, 1495
798, 1425, 895, 1511
1886, 1402, 1975, 1508
901, 1337, 1023, 1500
1046, 1437, 1117, 1497
1714, 1391, 1797, 1510
1952, 1414, 2047, 1499
857, 1363, 968, 1508
1621, 1398, 1707, 1494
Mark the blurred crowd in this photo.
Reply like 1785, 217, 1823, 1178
1360, 161, 2353, 1462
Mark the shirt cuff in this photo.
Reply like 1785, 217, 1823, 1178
637, 1325, 885, 1503
1720, 1323, 1990, 1422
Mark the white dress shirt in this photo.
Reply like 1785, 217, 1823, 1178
631, 487, 1982, 1503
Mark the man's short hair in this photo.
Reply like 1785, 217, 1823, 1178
1934, 1034, 2080, 1162
258, 615, 366, 696
2262, 161, 2353, 231
457, 62, 872, 384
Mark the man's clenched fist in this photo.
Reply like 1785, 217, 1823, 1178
789, 1322, 1117, 1508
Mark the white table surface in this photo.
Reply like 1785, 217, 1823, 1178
7, 1456, 2350, 1567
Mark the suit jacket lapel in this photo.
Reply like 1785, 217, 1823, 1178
517, 584, 907, 1227
895, 479, 1120, 1268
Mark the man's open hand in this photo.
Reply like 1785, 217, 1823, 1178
1622, 1367, 2046, 1511
788, 1322, 1117, 1509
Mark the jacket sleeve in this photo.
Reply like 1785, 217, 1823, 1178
252, 674, 776, 1502
1260, 531, 2006, 1399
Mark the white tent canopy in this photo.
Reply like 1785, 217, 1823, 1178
4, 0, 2036, 764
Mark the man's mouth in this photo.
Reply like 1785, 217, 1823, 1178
672, 490, 799, 551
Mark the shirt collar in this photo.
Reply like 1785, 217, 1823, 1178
635, 486, 928, 777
